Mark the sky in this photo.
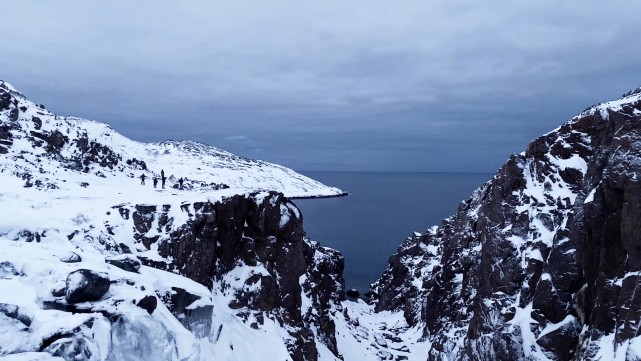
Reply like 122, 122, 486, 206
2, 1, 641, 172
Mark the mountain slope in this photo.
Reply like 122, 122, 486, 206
0, 80, 345, 199
370, 87, 641, 360
0, 81, 352, 361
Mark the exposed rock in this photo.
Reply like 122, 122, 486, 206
128, 191, 345, 360
60, 252, 82, 263
370, 88, 641, 359
136, 295, 158, 315
126, 158, 147, 170
105, 254, 141, 273
345, 289, 359, 299
65, 269, 110, 304
31, 116, 42, 129
0, 303, 32, 327
30, 129, 68, 152
157, 287, 212, 338
0, 261, 19, 278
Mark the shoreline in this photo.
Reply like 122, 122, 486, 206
290, 192, 349, 200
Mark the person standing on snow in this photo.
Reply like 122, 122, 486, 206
153, 177, 158, 188
140, 173, 146, 185
161, 169, 166, 189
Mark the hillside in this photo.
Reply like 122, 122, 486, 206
0, 80, 345, 199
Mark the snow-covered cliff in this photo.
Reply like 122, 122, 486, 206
370, 87, 641, 360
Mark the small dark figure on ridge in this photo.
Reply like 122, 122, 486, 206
178, 177, 184, 189
139, 173, 146, 185
161, 169, 166, 189
153, 177, 158, 188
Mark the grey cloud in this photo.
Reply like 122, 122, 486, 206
2, 1, 641, 171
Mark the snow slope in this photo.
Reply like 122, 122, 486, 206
0, 81, 358, 361
0, 80, 344, 199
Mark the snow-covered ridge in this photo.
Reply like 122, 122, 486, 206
0, 80, 345, 199
579, 86, 641, 120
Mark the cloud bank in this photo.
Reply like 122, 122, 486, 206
2, 1, 641, 171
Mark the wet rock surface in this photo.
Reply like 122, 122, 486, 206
370, 88, 641, 360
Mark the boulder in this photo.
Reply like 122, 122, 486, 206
60, 252, 82, 263
65, 269, 110, 304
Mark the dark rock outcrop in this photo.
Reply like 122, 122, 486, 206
370, 88, 641, 360
136, 295, 158, 315
157, 287, 213, 338
105, 254, 141, 273
65, 269, 110, 304
117, 191, 345, 361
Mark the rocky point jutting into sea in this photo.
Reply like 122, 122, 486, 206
1, 80, 641, 360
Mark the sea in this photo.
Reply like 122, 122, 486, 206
295, 171, 493, 294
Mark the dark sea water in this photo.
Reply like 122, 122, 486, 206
295, 171, 493, 293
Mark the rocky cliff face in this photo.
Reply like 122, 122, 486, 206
370, 87, 641, 360
115, 192, 346, 360
0, 190, 345, 361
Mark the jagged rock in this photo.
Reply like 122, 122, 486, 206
65, 269, 110, 304
133, 191, 345, 360
136, 295, 158, 315
536, 317, 580, 360
31, 116, 42, 129
105, 254, 141, 273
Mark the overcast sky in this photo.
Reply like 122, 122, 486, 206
2, 1, 641, 172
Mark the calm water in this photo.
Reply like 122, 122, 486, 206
295, 171, 492, 293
